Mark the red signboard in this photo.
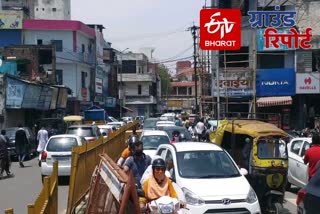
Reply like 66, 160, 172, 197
200, 9, 241, 50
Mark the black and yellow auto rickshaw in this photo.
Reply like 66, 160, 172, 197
210, 119, 289, 213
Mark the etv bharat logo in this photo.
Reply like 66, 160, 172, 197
200, 9, 241, 50
204, 12, 235, 39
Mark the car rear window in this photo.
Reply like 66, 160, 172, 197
46, 137, 78, 152
67, 127, 93, 137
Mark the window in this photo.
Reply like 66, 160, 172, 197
156, 148, 167, 159
138, 85, 142, 95
56, 69, 63, 85
165, 150, 175, 179
51, 40, 63, 52
122, 60, 136, 73
81, 71, 86, 88
36, 8, 39, 11
82, 44, 85, 53
52, 8, 56, 12
188, 87, 192, 95
37, 39, 43, 45
290, 140, 303, 155
46, 137, 78, 152
42, 8, 45, 11
300, 142, 310, 157
141, 135, 170, 149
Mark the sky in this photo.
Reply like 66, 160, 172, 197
71, 0, 206, 72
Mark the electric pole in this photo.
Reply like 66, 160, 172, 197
189, 25, 200, 114
211, 0, 220, 122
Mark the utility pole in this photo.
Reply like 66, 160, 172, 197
211, 0, 220, 122
189, 25, 200, 114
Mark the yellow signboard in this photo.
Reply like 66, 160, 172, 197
0, 11, 23, 29
167, 100, 183, 107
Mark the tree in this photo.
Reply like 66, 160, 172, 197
158, 64, 172, 97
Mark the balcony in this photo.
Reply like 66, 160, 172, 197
56, 51, 95, 65
125, 95, 156, 105
118, 73, 156, 82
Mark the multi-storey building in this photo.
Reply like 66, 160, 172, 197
117, 52, 159, 117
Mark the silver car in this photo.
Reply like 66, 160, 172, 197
41, 134, 87, 179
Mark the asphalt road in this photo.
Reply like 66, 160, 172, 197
0, 158, 68, 214
0, 157, 298, 214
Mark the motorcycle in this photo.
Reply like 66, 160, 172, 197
145, 196, 186, 214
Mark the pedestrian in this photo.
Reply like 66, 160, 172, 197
15, 124, 28, 168
195, 118, 205, 142
304, 134, 320, 180
0, 130, 12, 178
37, 126, 48, 167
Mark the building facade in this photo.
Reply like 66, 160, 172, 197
34, 0, 71, 20
117, 52, 159, 117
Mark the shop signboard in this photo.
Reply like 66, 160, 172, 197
105, 97, 116, 108
212, 69, 253, 97
256, 68, 295, 96
296, 73, 320, 94
6, 77, 26, 109
95, 78, 103, 94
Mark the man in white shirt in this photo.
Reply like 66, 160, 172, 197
37, 126, 48, 166
195, 119, 205, 142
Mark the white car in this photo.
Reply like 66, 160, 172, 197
287, 137, 311, 189
98, 124, 114, 138
156, 121, 175, 129
41, 134, 87, 178
155, 142, 261, 214
107, 121, 126, 130
140, 130, 171, 159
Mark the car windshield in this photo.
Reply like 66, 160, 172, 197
66, 127, 93, 137
144, 119, 158, 129
176, 150, 240, 178
141, 135, 170, 150
46, 137, 78, 152
257, 137, 288, 159
165, 128, 192, 141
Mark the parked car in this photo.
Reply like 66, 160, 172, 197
287, 137, 311, 189
155, 142, 261, 214
5, 127, 37, 158
106, 116, 119, 123
66, 124, 103, 143
143, 118, 159, 130
140, 130, 171, 159
41, 134, 87, 178
107, 122, 125, 130
162, 126, 192, 141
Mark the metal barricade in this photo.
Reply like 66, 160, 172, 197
67, 121, 139, 214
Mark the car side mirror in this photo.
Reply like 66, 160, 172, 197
240, 168, 248, 176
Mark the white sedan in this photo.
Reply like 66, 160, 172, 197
140, 130, 171, 159
41, 134, 87, 179
155, 142, 261, 214
156, 121, 175, 130
287, 137, 311, 189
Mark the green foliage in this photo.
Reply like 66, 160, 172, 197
158, 64, 172, 96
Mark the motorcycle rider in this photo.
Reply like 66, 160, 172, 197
117, 130, 139, 167
123, 136, 151, 189
142, 158, 178, 202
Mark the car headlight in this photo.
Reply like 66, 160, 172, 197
246, 187, 258, 204
182, 187, 205, 206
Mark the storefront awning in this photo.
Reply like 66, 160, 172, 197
257, 96, 292, 107
122, 106, 133, 112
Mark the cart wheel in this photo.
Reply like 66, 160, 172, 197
271, 202, 283, 214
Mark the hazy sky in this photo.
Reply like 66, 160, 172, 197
71, 0, 205, 71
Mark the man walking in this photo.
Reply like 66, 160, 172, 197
304, 134, 320, 180
0, 130, 12, 178
15, 124, 28, 168
37, 126, 48, 167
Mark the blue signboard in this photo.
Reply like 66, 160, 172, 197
6, 77, 26, 108
256, 68, 295, 96
257, 29, 296, 52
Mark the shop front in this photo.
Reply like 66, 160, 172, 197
256, 68, 295, 130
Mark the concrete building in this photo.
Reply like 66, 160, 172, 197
22, 19, 96, 114
0, 0, 35, 18
117, 52, 159, 117
34, 0, 71, 20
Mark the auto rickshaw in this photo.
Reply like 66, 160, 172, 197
210, 119, 289, 214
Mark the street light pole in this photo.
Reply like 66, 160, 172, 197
119, 48, 129, 119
